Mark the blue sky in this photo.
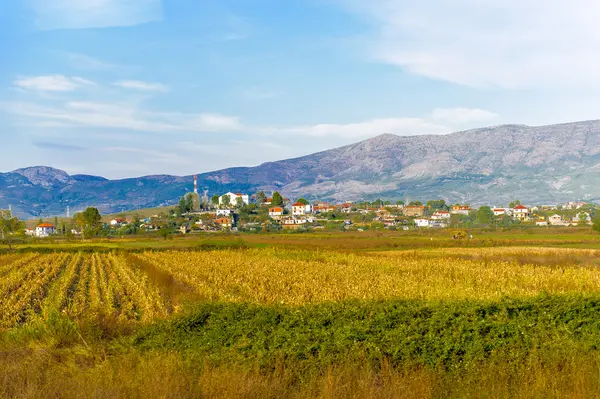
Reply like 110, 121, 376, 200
2, 0, 600, 178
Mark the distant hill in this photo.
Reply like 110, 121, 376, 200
2, 120, 600, 218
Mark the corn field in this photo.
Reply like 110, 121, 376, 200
3, 247, 600, 329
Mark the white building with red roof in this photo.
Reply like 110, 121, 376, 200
512, 205, 530, 220
292, 202, 312, 216
35, 223, 55, 238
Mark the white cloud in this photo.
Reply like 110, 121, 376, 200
276, 117, 450, 138
431, 108, 499, 124
30, 0, 163, 30
342, 0, 600, 89
113, 80, 169, 92
14, 75, 94, 92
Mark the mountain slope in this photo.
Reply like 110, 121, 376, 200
2, 120, 600, 218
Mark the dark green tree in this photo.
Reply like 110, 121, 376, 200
296, 197, 309, 205
221, 194, 231, 209
476, 206, 495, 225
211, 195, 220, 207
272, 191, 284, 206
255, 191, 267, 205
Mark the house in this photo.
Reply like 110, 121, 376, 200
110, 218, 128, 226
340, 203, 353, 213
292, 203, 312, 216
536, 220, 549, 226
431, 211, 451, 220
549, 214, 568, 226
493, 208, 507, 217
25, 228, 35, 236
563, 201, 587, 210
572, 212, 592, 225
269, 207, 284, 218
215, 217, 232, 229
512, 205, 530, 220
216, 209, 233, 217
451, 206, 472, 216
404, 205, 425, 217
313, 203, 336, 213
219, 192, 249, 207
35, 223, 55, 237
414, 218, 430, 228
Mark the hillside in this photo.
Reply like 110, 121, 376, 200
2, 120, 600, 218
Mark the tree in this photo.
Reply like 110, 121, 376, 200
255, 191, 267, 206
272, 191, 284, 206
235, 197, 244, 209
509, 200, 521, 208
221, 194, 231, 209
177, 193, 195, 215
409, 201, 423, 206
0, 215, 24, 241
476, 206, 494, 226
426, 199, 447, 211
75, 207, 102, 238
296, 197, 309, 205
211, 195, 220, 207
593, 218, 600, 233
396, 200, 405, 206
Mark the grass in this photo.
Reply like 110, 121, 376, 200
4, 233, 600, 397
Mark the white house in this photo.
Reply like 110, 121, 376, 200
451, 206, 472, 216
573, 212, 592, 225
269, 207, 284, 218
493, 208, 507, 217
536, 220, 549, 226
414, 218, 430, 228
431, 211, 451, 220
292, 203, 312, 216
110, 218, 128, 226
512, 205, 530, 220
219, 192, 249, 207
35, 223, 55, 238
216, 209, 233, 217
549, 214, 568, 226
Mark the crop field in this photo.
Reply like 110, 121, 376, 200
3, 239, 600, 398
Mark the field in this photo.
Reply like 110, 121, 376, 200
3, 231, 600, 397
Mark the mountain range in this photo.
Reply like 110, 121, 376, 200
2, 120, 600, 218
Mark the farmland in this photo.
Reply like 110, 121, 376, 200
3, 232, 600, 397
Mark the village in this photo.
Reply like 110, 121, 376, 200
6, 186, 595, 238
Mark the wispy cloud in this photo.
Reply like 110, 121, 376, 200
113, 80, 169, 92
67, 53, 115, 70
33, 141, 85, 151
14, 75, 94, 92
241, 87, 280, 101
341, 0, 600, 89
3, 101, 242, 133
430, 108, 499, 124
30, 0, 163, 30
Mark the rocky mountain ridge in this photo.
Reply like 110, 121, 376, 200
2, 120, 600, 218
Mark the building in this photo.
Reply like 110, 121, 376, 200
219, 192, 249, 207
404, 205, 425, 217
549, 214, 568, 226
573, 212, 592, 225
269, 207, 284, 218
431, 211, 451, 220
35, 223, 55, 237
451, 206, 472, 216
216, 209, 233, 217
292, 203, 312, 216
414, 218, 430, 228
493, 208, 507, 216
563, 201, 587, 210
215, 217, 232, 229
536, 220, 549, 226
512, 205, 530, 220
110, 218, 128, 226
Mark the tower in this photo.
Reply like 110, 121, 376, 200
194, 175, 198, 195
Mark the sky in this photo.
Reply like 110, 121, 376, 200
2, 0, 600, 178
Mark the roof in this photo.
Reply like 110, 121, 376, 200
37, 223, 55, 228
215, 218, 231, 223
514, 205, 528, 210
292, 202, 305, 207
269, 207, 284, 212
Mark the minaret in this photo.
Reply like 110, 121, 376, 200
194, 175, 198, 195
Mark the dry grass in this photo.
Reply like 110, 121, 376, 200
136, 248, 600, 305
2, 347, 600, 399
